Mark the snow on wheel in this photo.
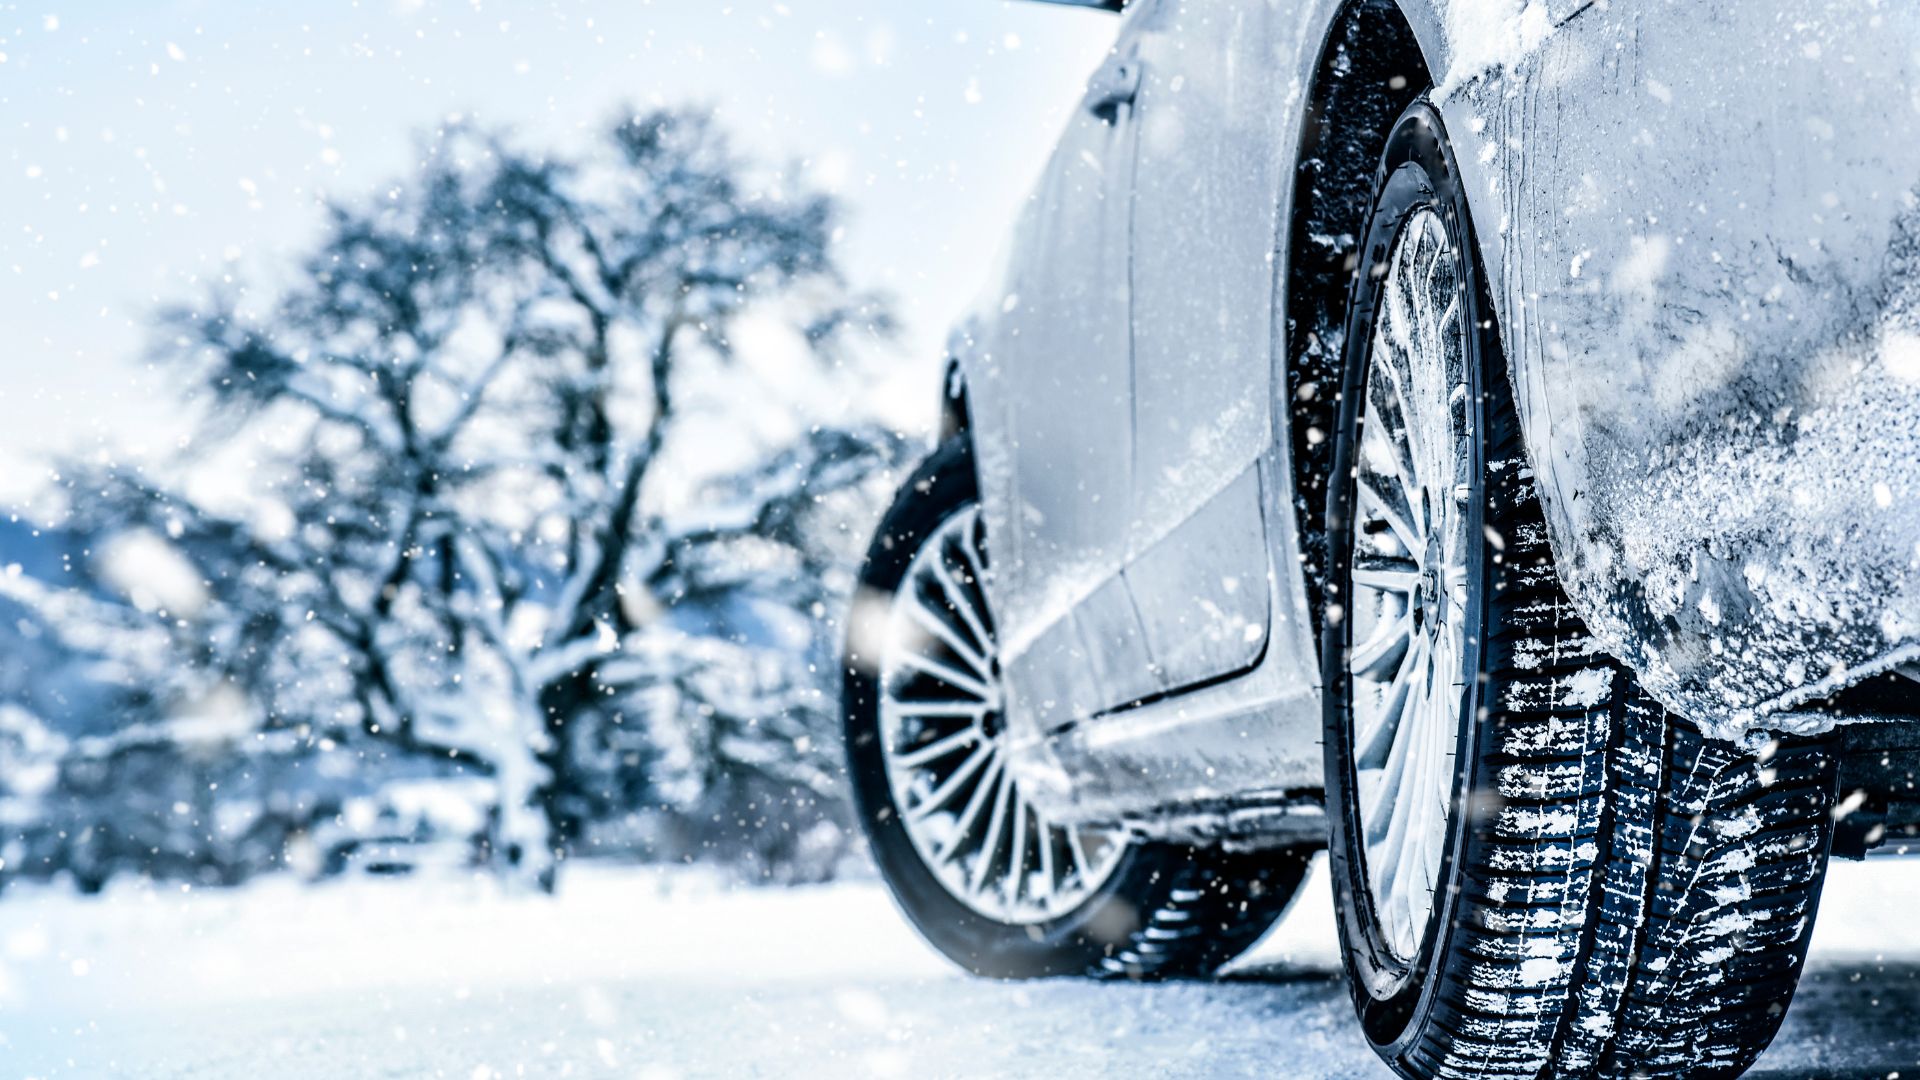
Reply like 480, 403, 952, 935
844, 438, 1311, 980
1322, 101, 1841, 1080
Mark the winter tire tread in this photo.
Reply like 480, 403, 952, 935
1325, 101, 1838, 1080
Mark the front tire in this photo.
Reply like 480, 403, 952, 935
844, 437, 1310, 979
1322, 101, 1838, 1080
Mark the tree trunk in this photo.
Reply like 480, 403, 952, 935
484, 696, 559, 893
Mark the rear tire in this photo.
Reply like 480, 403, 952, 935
1322, 101, 1839, 1080
845, 437, 1311, 979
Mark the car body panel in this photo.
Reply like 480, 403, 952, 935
1122, 0, 1286, 685
1120, 467, 1268, 693
1033, 457, 1326, 826
1440, 0, 1920, 735
967, 20, 1148, 732
964, 0, 1343, 824
952, 0, 1920, 829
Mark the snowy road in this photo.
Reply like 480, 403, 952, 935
3, 857, 1918, 1079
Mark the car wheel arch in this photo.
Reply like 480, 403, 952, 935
1279, 0, 1435, 644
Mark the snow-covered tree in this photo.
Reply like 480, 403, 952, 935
58, 107, 904, 889
600, 426, 904, 879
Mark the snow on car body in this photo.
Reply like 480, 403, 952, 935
1453, 0, 1920, 729
958, 0, 1920, 753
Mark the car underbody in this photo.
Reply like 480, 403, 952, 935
1816, 668, 1920, 858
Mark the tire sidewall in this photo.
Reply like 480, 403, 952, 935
1322, 101, 1494, 1052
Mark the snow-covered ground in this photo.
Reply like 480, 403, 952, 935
2, 856, 1917, 1079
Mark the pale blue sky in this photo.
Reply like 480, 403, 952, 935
0, 0, 1119, 500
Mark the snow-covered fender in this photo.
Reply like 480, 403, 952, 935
1436, 0, 1920, 736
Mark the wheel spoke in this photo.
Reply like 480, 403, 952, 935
968, 772, 1014, 897
1351, 609, 1413, 684
1418, 641, 1457, 896
1431, 295, 1462, 360
894, 649, 994, 702
905, 594, 993, 682
1367, 351, 1424, 510
1353, 555, 1420, 595
879, 506, 1124, 924
1358, 470, 1421, 553
1005, 787, 1029, 906
906, 742, 994, 821
885, 699, 990, 722
1355, 634, 1423, 767
1414, 229, 1454, 368
1065, 825, 1092, 885
1398, 652, 1446, 920
892, 726, 982, 770
1372, 646, 1438, 903
938, 755, 1004, 864
1035, 815, 1057, 908
1364, 673, 1422, 846
932, 541, 994, 652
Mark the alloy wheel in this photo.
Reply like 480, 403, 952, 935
877, 506, 1125, 924
1344, 207, 1479, 965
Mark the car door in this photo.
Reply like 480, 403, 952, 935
971, 12, 1161, 733
1119, 0, 1287, 694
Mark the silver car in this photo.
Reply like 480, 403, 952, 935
842, 1, 1920, 1077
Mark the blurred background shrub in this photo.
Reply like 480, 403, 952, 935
0, 106, 912, 895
